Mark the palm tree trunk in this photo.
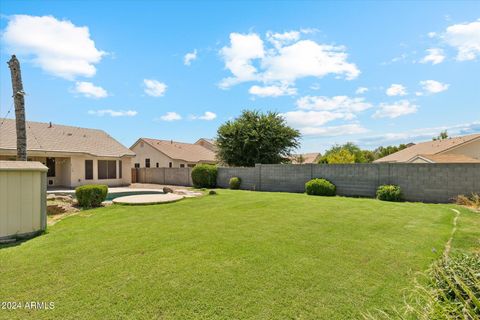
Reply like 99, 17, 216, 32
7, 55, 27, 161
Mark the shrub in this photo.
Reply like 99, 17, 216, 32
376, 185, 403, 202
455, 193, 480, 210
75, 185, 108, 208
305, 178, 336, 196
208, 190, 217, 195
229, 177, 241, 189
191, 164, 217, 188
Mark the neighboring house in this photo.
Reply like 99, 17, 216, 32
130, 138, 217, 168
374, 133, 480, 163
0, 119, 135, 187
290, 153, 321, 164
195, 138, 216, 152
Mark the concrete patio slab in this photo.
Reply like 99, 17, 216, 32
112, 193, 184, 205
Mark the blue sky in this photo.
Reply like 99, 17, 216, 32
1, 0, 479, 152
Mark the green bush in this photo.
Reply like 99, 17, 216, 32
208, 190, 217, 195
191, 164, 217, 188
229, 177, 241, 189
376, 185, 403, 202
75, 185, 108, 208
305, 178, 336, 196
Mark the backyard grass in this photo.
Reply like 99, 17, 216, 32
0, 190, 478, 319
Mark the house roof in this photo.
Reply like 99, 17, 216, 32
374, 133, 480, 163
0, 118, 135, 157
410, 154, 480, 163
291, 153, 321, 164
137, 138, 217, 163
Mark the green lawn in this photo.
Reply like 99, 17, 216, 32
1, 190, 478, 319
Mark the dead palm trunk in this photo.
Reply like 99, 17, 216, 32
7, 55, 27, 161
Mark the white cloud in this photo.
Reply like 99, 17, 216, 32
419, 80, 449, 94
282, 110, 354, 127
88, 109, 137, 117
159, 112, 182, 121
266, 30, 300, 49
143, 79, 167, 97
386, 84, 407, 96
444, 19, 480, 61
296, 95, 372, 113
2, 15, 105, 79
359, 121, 480, 146
195, 111, 217, 121
301, 124, 368, 137
373, 100, 418, 119
219, 31, 359, 90
219, 33, 265, 88
427, 32, 437, 38
249, 84, 297, 97
184, 49, 197, 66
420, 48, 445, 65
73, 81, 108, 98
355, 87, 368, 94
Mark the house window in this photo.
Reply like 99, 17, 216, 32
180, 164, 185, 168
119, 160, 122, 179
156, 162, 159, 168
187, 164, 195, 168
46, 157, 56, 177
169, 162, 172, 168
85, 160, 93, 180
134, 163, 140, 168
98, 160, 117, 179
145, 158, 150, 168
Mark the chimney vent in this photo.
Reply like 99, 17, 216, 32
48, 122, 52, 128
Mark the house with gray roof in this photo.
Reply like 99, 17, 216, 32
0, 119, 135, 187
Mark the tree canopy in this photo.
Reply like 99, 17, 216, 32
433, 130, 449, 141
216, 110, 300, 167
319, 142, 410, 164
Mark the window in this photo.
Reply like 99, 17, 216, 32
187, 164, 195, 168
156, 162, 159, 168
119, 160, 122, 179
169, 162, 172, 168
180, 164, 185, 168
85, 160, 93, 180
145, 158, 150, 168
98, 160, 117, 179
134, 163, 140, 168
46, 157, 56, 177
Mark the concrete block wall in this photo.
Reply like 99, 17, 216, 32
135, 167, 193, 186
217, 163, 480, 203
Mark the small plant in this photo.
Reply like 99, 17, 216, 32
376, 185, 403, 202
191, 164, 218, 188
455, 193, 480, 210
305, 178, 336, 196
75, 185, 108, 208
229, 177, 241, 189
208, 190, 217, 195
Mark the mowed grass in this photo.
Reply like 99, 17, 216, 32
1, 190, 478, 319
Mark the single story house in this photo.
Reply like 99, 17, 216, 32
130, 138, 217, 168
374, 133, 480, 163
195, 138, 216, 152
290, 153, 321, 164
0, 119, 135, 187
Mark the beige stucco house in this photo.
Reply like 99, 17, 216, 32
130, 138, 217, 168
0, 119, 135, 187
374, 133, 480, 163
290, 152, 321, 164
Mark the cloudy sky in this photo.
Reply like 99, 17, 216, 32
0, 1, 479, 152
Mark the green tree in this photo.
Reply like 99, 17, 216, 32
216, 110, 300, 167
319, 142, 371, 163
322, 148, 355, 164
433, 130, 449, 141
373, 144, 409, 159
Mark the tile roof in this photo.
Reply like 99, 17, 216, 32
291, 153, 321, 164
0, 118, 135, 157
374, 133, 480, 163
139, 138, 217, 162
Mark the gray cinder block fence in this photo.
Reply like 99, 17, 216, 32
134, 163, 480, 203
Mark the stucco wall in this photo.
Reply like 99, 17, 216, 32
0, 163, 47, 239
69, 156, 132, 187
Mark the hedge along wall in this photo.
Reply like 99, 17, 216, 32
217, 163, 480, 203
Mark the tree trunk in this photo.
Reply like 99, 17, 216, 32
7, 55, 27, 161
